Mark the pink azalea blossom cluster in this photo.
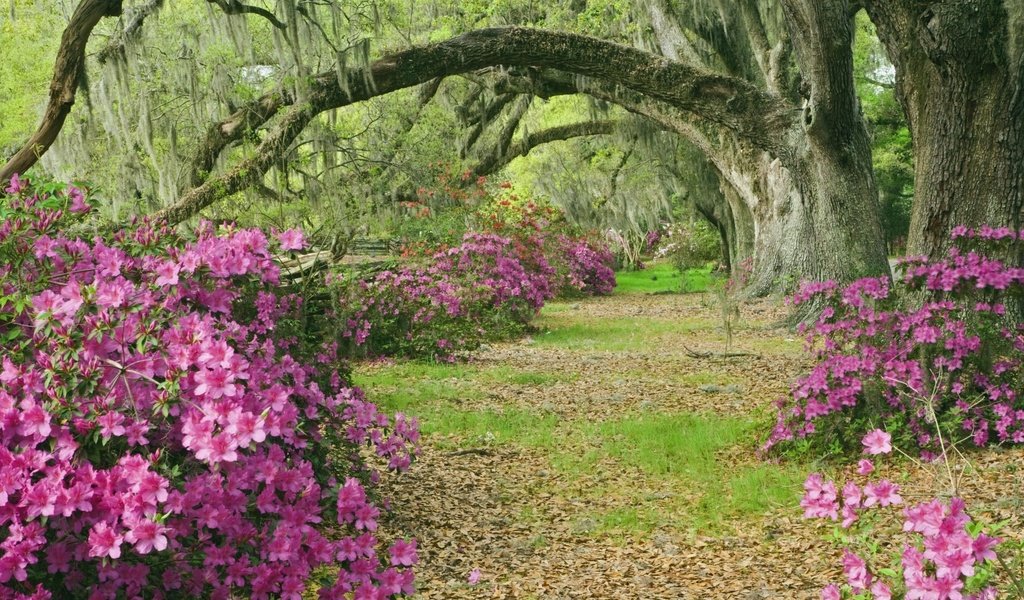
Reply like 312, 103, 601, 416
765, 228, 1024, 454
332, 232, 567, 360
0, 177, 419, 599
553, 235, 616, 297
807, 433, 1000, 600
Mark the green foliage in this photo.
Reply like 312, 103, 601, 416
854, 11, 913, 254
0, 0, 62, 153
656, 220, 723, 272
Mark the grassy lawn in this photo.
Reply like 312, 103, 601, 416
354, 357, 806, 537
613, 262, 713, 294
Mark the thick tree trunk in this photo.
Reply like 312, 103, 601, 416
865, 1, 1024, 259
714, 139, 888, 297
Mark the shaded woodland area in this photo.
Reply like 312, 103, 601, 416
4, 0, 1021, 291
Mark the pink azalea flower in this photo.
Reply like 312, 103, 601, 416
862, 429, 892, 455
821, 583, 841, 600
67, 185, 89, 213
801, 473, 839, 520
870, 580, 892, 600
154, 260, 180, 286
468, 568, 482, 585
864, 480, 902, 507
97, 412, 126, 439
857, 459, 874, 475
388, 539, 417, 567
17, 403, 51, 439
125, 519, 169, 554
5, 173, 25, 194
88, 521, 124, 560
276, 228, 306, 251
971, 533, 1000, 562
193, 366, 238, 399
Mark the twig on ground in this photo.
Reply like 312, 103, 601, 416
682, 344, 758, 359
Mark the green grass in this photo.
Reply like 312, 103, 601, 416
353, 362, 576, 412
353, 360, 572, 449
555, 412, 806, 535
613, 262, 713, 294
426, 407, 561, 448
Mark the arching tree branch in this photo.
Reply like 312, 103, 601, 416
1, 0, 123, 183
152, 26, 795, 225
206, 0, 286, 30
474, 120, 619, 176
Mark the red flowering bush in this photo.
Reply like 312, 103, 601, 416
0, 176, 419, 599
765, 227, 1024, 456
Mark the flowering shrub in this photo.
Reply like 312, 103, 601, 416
653, 220, 722, 272
553, 235, 616, 297
332, 232, 555, 361
804, 431, 1007, 600
0, 176, 419, 599
333, 185, 618, 361
764, 227, 1024, 455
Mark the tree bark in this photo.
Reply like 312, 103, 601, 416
0, 0, 123, 184
151, 26, 795, 225
864, 0, 1024, 259
148, 23, 889, 302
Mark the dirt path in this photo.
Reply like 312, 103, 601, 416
364, 293, 1024, 599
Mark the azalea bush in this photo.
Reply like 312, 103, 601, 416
0, 176, 419, 599
765, 227, 1024, 456
553, 234, 616, 297
332, 187, 616, 361
654, 220, 722, 272
803, 430, 1009, 600
332, 232, 555, 361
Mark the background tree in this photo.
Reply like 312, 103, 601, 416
20, 0, 1000, 298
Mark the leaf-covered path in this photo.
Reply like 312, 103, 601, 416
357, 291, 1024, 599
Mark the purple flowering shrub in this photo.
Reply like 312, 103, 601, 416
0, 176, 419, 599
332, 232, 555, 360
765, 227, 1024, 456
803, 431, 1005, 600
477, 191, 615, 298
551, 235, 616, 297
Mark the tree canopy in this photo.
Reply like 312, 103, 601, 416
2, 0, 1021, 292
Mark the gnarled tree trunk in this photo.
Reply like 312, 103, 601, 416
865, 0, 1024, 259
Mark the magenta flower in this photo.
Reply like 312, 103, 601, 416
861, 429, 892, 455
5, 173, 25, 194
870, 580, 892, 600
88, 522, 124, 560
276, 228, 306, 251
388, 539, 418, 567
863, 480, 902, 507
821, 583, 841, 600
842, 549, 871, 591
67, 185, 89, 213
856, 459, 874, 475
125, 519, 169, 554
801, 473, 839, 520
468, 568, 481, 585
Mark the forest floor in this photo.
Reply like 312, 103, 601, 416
356, 266, 1024, 599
